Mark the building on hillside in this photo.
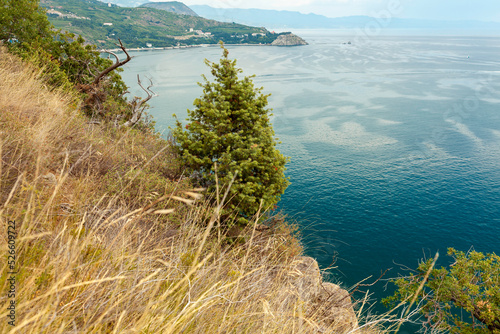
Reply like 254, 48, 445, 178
194, 30, 211, 37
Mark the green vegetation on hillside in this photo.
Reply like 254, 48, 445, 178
140, 1, 199, 17
40, 0, 279, 48
2, 0, 157, 127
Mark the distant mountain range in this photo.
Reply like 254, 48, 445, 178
189, 6, 364, 29
190, 5, 500, 30
96, 1, 500, 31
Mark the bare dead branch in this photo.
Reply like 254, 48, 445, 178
93, 39, 132, 86
122, 75, 156, 127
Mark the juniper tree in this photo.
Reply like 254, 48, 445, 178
384, 248, 500, 333
173, 43, 289, 225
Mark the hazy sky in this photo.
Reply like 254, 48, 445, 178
152, 0, 500, 22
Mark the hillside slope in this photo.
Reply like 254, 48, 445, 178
141, 1, 199, 17
40, 0, 274, 48
0, 47, 385, 334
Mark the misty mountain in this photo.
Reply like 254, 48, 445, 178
190, 5, 500, 30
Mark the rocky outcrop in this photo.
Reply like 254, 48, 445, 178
287, 256, 361, 333
316, 282, 359, 332
289, 256, 323, 301
271, 33, 308, 46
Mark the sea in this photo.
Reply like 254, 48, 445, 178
121, 29, 500, 330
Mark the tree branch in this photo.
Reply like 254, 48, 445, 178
93, 39, 132, 86
122, 75, 156, 127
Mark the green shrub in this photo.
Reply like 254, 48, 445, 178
384, 248, 500, 333
173, 43, 289, 226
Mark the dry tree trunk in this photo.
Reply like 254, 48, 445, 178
123, 75, 156, 127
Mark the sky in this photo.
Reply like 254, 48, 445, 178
150, 0, 500, 22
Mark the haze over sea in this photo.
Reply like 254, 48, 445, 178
122, 30, 500, 324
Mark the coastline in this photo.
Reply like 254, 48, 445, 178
100, 33, 308, 52
100, 43, 275, 53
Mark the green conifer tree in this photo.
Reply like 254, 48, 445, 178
173, 43, 290, 225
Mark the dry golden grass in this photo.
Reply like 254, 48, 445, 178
0, 48, 404, 333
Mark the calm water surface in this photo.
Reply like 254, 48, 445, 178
122, 31, 500, 325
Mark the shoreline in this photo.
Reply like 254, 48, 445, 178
100, 33, 308, 52
101, 43, 272, 53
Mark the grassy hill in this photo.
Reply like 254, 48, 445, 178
40, 0, 276, 48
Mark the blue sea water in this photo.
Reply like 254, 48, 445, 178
122, 31, 500, 327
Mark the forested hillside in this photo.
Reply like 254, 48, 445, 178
40, 0, 277, 48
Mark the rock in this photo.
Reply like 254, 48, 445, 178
271, 33, 308, 46
289, 256, 322, 301
287, 256, 360, 332
317, 282, 352, 307
315, 282, 359, 332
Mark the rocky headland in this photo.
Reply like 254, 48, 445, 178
271, 33, 309, 46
